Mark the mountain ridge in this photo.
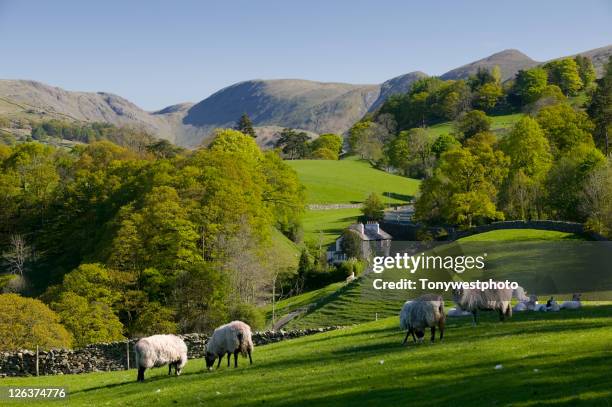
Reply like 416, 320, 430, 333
1, 44, 610, 147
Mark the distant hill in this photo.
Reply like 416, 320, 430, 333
368, 71, 428, 112
180, 79, 380, 146
440, 49, 539, 81
1, 44, 610, 147
0, 79, 177, 142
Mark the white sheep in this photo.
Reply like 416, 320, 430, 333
447, 307, 472, 317
534, 303, 547, 312
205, 320, 253, 370
400, 294, 445, 344
560, 293, 582, 310
134, 334, 188, 382
512, 302, 527, 312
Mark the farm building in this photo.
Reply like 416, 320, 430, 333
327, 222, 392, 263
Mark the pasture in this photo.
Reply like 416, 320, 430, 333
3, 306, 611, 406
287, 156, 420, 204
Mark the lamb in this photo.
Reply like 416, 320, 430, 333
205, 320, 253, 370
512, 301, 527, 312
560, 293, 582, 310
452, 285, 512, 325
134, 334, 188, 382
399, 294, 445, 344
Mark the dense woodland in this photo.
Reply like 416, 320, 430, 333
349, 56, 612, 232
0, 130, 305, 349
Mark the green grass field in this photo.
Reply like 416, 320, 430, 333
285, 229, 593, 329
287, 156, 420, 204
426, 113, 524, 138
302, 208, 361, 246
4, 307, 611, 406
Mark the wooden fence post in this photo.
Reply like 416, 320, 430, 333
36, 345, 39, 377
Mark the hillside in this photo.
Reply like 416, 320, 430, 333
287, 156, 420, 204
440, 49, 539, 81
2, 45, 610, 147
4, 308, 611, 406
181, 79, 380, 147
0, 80, 177, 141
285, 229, 589, 329
367, 71, 428, 111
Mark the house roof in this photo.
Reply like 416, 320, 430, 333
348, 223, 392, 241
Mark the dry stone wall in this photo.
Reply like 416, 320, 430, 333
0, 327, 341, 377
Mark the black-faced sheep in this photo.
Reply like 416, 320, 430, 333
452, 286, 512, 325
205, 320, 253, 370
134, 334, 188, 382
399, 294, 445, 344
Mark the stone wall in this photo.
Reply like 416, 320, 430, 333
0, 327, 341, 377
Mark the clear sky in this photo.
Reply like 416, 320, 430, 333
0, 0, 610, 110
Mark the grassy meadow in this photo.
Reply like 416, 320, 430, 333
4, 306, 611, 406
284, 229, 596, 329
287, 156, 420, 204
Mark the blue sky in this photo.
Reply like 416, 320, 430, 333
0, 0, 610, 110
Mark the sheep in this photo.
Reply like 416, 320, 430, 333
205, 320, 253, 370
525, 295, 539, 311
546, 297, 560, 312
513, 286, 530, 303
560, 293, 582, 310
134, 334, 188, 382
452, 285, 512, 325
534, 303, 547, 312
399, 294, 445, 344
512, 285, 530, 312
447, 307, 472, 317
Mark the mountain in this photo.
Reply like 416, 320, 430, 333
568, 44, 612, 76
368, 71, 428, 112
440, 49, 539, 81
180, 79, 380, 146
0, 79, 177, 142
1, 45, 610, 147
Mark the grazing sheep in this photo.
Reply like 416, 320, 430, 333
561, 293, 582, 310
205, 320, 253, 370
513, 286, 530, 303
534, 303, 547, 312
546, 297, 560, 312
399, 294, 445, 344
525, 295, 539, 311
134, 334, 188, 382
447, 307, 472, 317
452, 286, 512, 325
